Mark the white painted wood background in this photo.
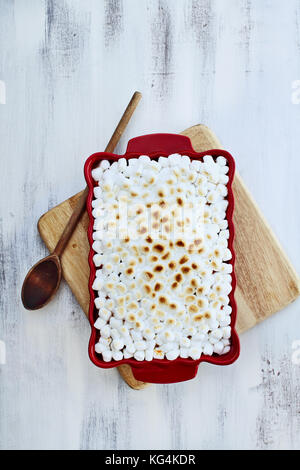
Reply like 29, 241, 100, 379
1, 0, 300, 450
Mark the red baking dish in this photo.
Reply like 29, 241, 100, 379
84, 133, 240, 384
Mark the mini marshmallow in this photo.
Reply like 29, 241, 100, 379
180, 348, 189, 358
145, 349, 154, 361
139, 155, 151, 164
92, 166, 103, 181
93, 187, 102, 199
123, 350, 133, 359
222, 326, 231, 339
102, 350, 112, 362
100, 160, 110, 170
111, 328, 120, 340
94, 297, 105, 310
189, 347, 202, 360
112, 350, 123, 361
95, 342, 107, 354
100, 325, 111, 338
134, 350, 145, 361
92, 277, 103, 290
213, 342, 224, 354
203, 342, 214, 356
112, 338, 125, 350
180, 337, 191, 348
166, 349, 179, 361
94, 317, 106, 330
99, 308, 111, 322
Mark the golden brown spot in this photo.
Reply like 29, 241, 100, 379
166, 318, 175, 325
154, 265, 164, 273
146, 236, 153, 243
169, 241, 174, 248
171, 282, 178, 289
169, 303, 177, 310
215, 285, 222, 293
191, 279, 197, 288
191, 263, 198, 270
149, 177, 155, 184
150, 255, 158, 262
167, 179, 173, 185
185, 287, 193, 294
194, 238, 202, 246
144, 271, 154, 280
181, 266, 191, 275
176, 240, 185, 247
153, 244, 164, 253
159, 200, 166, 208
144, 284, 152, 294
197, 299, 205, 308
175, 273, 183, 283
177, 197, 183, 207
179, 255, 189, 265
116, 214, 120, 220
197, 286, 205, 295
159, 296, 167, 304
128, 302, 138, 310
131, 192, 138, 197
142, 246, 150, 253
138, 257, 143, 263
204, 312, 211, 319
154, 282, 162, 292
162, 251, 170, 260
146, 203, 151, 208
211, 261, 218, 269
128, 314, 136, 322
158, 191, 164, 198
168, 261, 176, 270
198, 248, 204, 254
126, 268, 133, 275
193, 314, 203, 322
124, 236, 130, 243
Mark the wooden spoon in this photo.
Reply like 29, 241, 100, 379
21, 91, 142, 310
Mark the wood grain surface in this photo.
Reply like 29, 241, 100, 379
2, 0, 300, 451
38, 124, 300, 389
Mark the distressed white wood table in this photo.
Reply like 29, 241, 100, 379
0, 0, 300, 450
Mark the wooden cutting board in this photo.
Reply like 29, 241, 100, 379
38, 124, 300, 389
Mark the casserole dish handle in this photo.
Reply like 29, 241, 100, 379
126, 133, 194, 155
130, 361, 200, 384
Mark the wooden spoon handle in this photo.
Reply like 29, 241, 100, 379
54, 91, 142, 258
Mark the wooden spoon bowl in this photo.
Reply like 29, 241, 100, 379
21, 254, 61, 310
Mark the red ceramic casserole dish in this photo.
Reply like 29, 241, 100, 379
84, 133, 240, 383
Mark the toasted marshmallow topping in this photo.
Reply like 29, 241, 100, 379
91, 154, 233, 361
